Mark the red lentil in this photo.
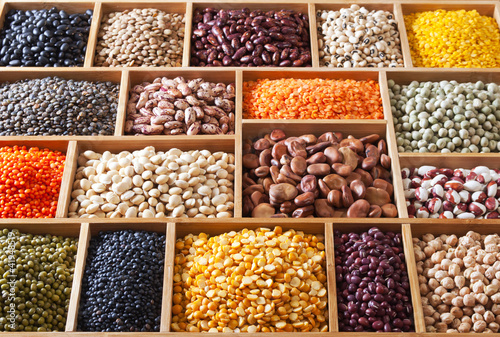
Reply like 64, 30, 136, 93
242, 78, 383, 120
0, 146, 65, 218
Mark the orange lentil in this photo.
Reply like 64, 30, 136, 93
0, 145, 65, 218
242, 78, 383, 120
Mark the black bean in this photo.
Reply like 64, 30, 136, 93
0, 7, 91, 67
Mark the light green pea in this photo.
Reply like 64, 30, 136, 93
476, 128, 485, 137
460, 120, 470, 129
428, 143, 437, 152
470, 118, 479, 128
447, 142, 455, 151
402, 122, 411, 131
461, 148, 471, 153
398, 146, 405, 152
478, 113, 486, 124
444, 120, 454, 129
490, 140, 497, 150
463, 139, 471, 148
419, 147, 428, 153
459, 129, 469, 139
481, 137, 489, 147
487, 114, 496, 123
441, 148, 451, 153
471, 135, 481, 145
469, 144, 479, 153
422, 132, 433, 142
452, 137, 462, 146
482, 147, 491, 153
448, 129, 457, 138
438, 128, 448, 137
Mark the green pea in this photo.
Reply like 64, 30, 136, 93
476, 128, 485, 137
428, 143, 437, 152
469, 144, 479, 153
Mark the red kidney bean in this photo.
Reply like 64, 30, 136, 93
191, 7, 311, 67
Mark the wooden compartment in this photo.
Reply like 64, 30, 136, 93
171, 220, 332, 332
120, 68, 237, 136
0, 139, 71, 219
64, 222, 170, 332
0, 69, 125, 138
59, 138, 237, 219
329, 222, 420, 333
0, 222, 84, 332
399, 1, 500, 68
88, 2, 188, 67
312, 2, 411, 67
188, 2, 313, 68
0, 1, 98, 67
406, 221, 500, 333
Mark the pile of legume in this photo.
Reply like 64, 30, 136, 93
78, 230, 165, 332
317, 5, 403, 68
0, 77, 119, 136
69, 146, 235, 218
0, 7, 92, 67
243, 78, 383, 119
403, 165, 500, 219
390, 80, 500, 153
335, 227, 414, 332
0, 228, 77, 331
191, 8, 310, 67
94, 8, 184, 67
0, 146, 65, 218
414, 231, 500, 333
126, 76, 235, 135
404, 9, 500, 68
172, 226, 328, 332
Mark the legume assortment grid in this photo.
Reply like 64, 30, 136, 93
0, 0, 499, 335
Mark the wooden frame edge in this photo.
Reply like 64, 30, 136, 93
325, 222, 338, 333
161, 222, 176, 332
56, 141, 78, 218
393, 3, 413, 68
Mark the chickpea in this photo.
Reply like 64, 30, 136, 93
473, 320, 487, 332
484, 310, 495, 323
464, 294, 476, 307
450, 306, 463, 319
473, 304, 486, 315
442, 293, 455, 305
440, 313, 455, 325
458, 322, 471, 333
489, 322, 500, 332
451, 296, 464, 307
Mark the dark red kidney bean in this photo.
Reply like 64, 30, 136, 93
231, 38, 240, 49
222, 55, 232, 66
279, 60, 292, 67
207, 34, 218, 46
193, 29, 206, 37
245, 40, 254, 52
212, 25, 224, 43
254, 36, 267, 45
190, 57, 200, 66
270, 32, 284, 41
281, 48, 290, 60
261, 51, 271, 64
252, 44, 264, 57
240, 55, 252, 63
272, 51, 280, 65
212, 60, 222, 66
292, 59, 303, 67
227, 33, 241, 41
289, 50, 299, 61
221, 43, 234, 56
203, 12, 212, 23
277, 42, 292, 49
253, 56, 263, 66
281, 26, 296, 35
229, 23, 237, 34
207, 50, 217, 63
232, 47, 246, 60
195, 40, 204, 50
281, 19, 298, 27
264, 44, 279, 53
236, 25, 246, 33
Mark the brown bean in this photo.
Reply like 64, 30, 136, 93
340, 137, 364, 153
378, 139, 387, 155
355, 168, 374, 187
314, 199, 335, 217
243, 173, 257, 188
306, 152, 326, 165
299, 134, 317, 144
323, 174, 347, 191
243, 184, 264, 196
307, 163, 330, 176
324, 147, 343, 165
350, 179, 366, 200
294, 191, 315, 207
381, 203, 398, 218
292, 205, 314, 218
254, 138, 270, 151
339, 147, 358, 170
280, 201, 296, 214
291, 156, 307, 175
342, 185, 354, 208
306, 142, 331, 155
368, 205, 382, 218
277, 174, 296, 185
361, 157, 378, 171
270, 166, 280, 183
288, 140, 307, 158
251, 203, 275, 217
372, 178, 394, 196
262, 177, 273, 194
360, 134, 380, 144
318, 131, 339, 143
300, 175, 317, 193
380, 154, 391, 169
318, 179, 330, 198
371, 165, 391, 181
250, 191, 264, 207
332, 163, 353, 177
270, 128, 286, 141
255, 166, 270, 178
346, 199, 371, 218
269, 183, 298, 203
242, 153, 259, 169
243, 195, 254, 216
365, 145, 380, 159
345, 172, 362, 185
259, 149, 272, 166
281, 165, 302, 182
272, 143, 288, 161
365, 187, 391, 206
327, 189, 343, 208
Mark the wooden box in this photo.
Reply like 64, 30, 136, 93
0, 0, 499, 335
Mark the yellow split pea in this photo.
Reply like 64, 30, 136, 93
405, 9, 500, 68
172, 226, 328, 333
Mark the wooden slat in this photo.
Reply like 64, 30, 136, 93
308, 3, 320, 68
65, 223, 91, 332
161, 222, 176, 332
114, 69, 130, 136
324, 222, 338, 332
393, 3, 413, 68
402, 224, 425, 333
56, 141, 78, 218
183, 2, 193, 67
234, 70, 243, 217
84, 1, 102, 67
379, 70, 408, 217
